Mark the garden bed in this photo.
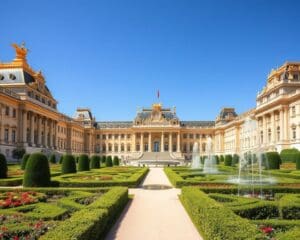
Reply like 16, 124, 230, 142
0, 187, 128, 239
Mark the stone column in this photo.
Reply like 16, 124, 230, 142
132, 133, 136, 152
124, 134, 127, 152
118, 134, 121, 152
22, 110, 27, 144
37, 116, 42, 146
272, 112, 276, 143
263, 115, 267, 144
44, 118, 48, 147
148, 132, 152, 152
49, 120, 53, 148
169, 133, 172, 152
280, 109, 284, 141
54, 121, 58, 149
161, 132, 164, 152
30, 112, 35, 146
284, 106, 289, 141
140, 133, 144, 152
177, 133, 180, 152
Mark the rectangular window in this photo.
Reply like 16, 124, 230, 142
12, 108, 16, 118
183, 134, 187, 139
189, 134, 193, 139
292, 106, 296, 117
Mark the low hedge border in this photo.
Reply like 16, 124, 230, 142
180, 187, 263, 239
54, 167, 149, 188
40, 187, 128, 240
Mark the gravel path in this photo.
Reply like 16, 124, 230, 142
105, 167, 203, 240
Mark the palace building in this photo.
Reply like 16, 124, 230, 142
1, 43, 300, 164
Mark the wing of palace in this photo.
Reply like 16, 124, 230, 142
1, 43, 300, 163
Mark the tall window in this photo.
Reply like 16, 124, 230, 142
12, 130, 16, 143
12, 108, 16, 118
5, 106, 9, 116
114, 144, 118, 152
277, 127, 280, 141
293, 127, 297, 140
292, 106, 296, 117
268, 129, 271, 143
121, 143, 124, 152
127, 144, 131, 152
4, 129, 9, 142
260, 131, 263, 144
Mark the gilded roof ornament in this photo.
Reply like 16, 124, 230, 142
11, 42, 28, 61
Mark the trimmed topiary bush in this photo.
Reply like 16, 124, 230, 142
90, 155, 100, 169
232, 154, 239, 166
296, 153, 300, 170
62, 155, 77, 174
49, 154, 56, 164
224, 155, 233, 166
21, 153, 30, 170
280, 148, 300, 163
78, 154, 90, 171
215, 155, 220, 165
59, 155, 63, 164
23, 153, 51, 187
220, 155, 224, 162
0, 153, 7, 178
101, 156, 106, 164
106, 156, 113, 167
113, 156, 120, 166
266, 152, 281, 169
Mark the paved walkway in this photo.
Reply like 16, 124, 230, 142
105, 168, 202, 240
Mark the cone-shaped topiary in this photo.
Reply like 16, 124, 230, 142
90, 155, 101, 169
232, 154, 239, 166
49, 154, 56, 164
266, 152, 281, 169
215, 155, 220, 165
101, 156, 106, 163
78, 154, 90, 171
0, 153, 7, 178
61, 155, 77, 174
23, 153, 51, 187
220, 155, 225, 162
21, 153, 30, 170
296, 152, 300, 170
106, 156, 113, 167
224, 155, 232, 166
113, 156, 120, 166
59, 155, 63, 164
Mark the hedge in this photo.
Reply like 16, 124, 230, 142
180, 187, 263, 239
0, 153, 7, 178
266, 152, 281, 169
280, 148, 300, 163
296, 153, 300, 170
40, 187, 128, 240
232, 154, 239, 166
224, 155, 233, 166
220, 155, 225, 162
23, 153, 51, 187
279, 194, 300, 219
21, 153, 30, 170
54, 168, 149, 188
78, 154, 90, 171
61, 155, 77, 174
101, 156, 106, 164
277, 226, 300, 240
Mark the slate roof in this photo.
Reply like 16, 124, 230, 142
96, 121, 133, 129
180, 121, 215, 127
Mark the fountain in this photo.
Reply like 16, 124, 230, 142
227, 117, 276, 197
203, 136, 219, 174
191, 142, 202, 169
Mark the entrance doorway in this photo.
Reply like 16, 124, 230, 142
153, 141, 160, 152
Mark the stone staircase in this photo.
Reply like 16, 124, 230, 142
139, 152, 172, 161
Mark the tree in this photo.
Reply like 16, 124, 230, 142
12, 148, 26, 161
90, 155, 101, 169
113, 156, 120, 166
61, 155, 77, 174
265, 152, 281, 169
224, 155, 233, 166
78, 154, 90, 171
23, 153, 51, 187
106, 156, 113, 167
0, 153, 7, 178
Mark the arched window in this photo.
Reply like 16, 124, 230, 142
114, 144, 118, 152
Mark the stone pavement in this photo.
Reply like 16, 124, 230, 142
105, 167, 203, 240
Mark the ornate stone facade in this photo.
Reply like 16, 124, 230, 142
1, 44, 300, 162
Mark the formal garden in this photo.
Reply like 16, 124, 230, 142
0, 152, 148, 239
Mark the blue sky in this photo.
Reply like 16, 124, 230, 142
1, 0, 300, 121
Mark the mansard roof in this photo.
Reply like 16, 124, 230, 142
96, 121, 133, 129
136, 109, 178, 120
180, 121, 215, 127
